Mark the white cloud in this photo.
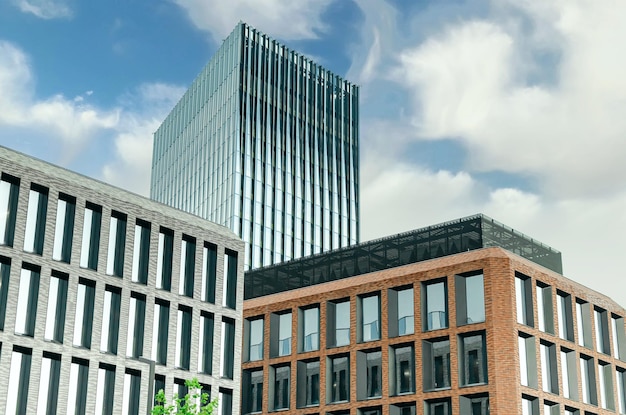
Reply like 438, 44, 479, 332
13, 0, 72, 19
171, 0, 334, 42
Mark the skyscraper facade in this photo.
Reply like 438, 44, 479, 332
150, 22, 360, 270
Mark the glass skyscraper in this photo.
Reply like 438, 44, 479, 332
151, 22, 359, 269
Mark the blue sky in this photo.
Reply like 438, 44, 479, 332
1, 0, 626, 307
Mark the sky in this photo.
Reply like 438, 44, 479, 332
1, 0, 626, 307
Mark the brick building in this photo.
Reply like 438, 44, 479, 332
242, 218, 626, 415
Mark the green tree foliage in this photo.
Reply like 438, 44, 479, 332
152, 378, 218, 415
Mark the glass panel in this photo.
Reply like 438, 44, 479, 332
175, 306, 192, 369
79, 203, 102, 270
156, 228, 173, 291
279, 312, 292, 356
37, 352, 61, 415
303, 307, 319, 351
202, 243, 217, 303
329, 355, 349, 403
73, 279, 95, 348
273, 366, 290, 410
44, 272, 68, 343
15, 266, 40, 337
0, 175, 20, 246
23, 186, 48, 254
425, 280, 447, 330
179, 236, 195, 297
52, 195, 75, 263
223, 250, 238, 309
460, 332, 487, 386
106, 213, 127, 277
100, 287, 121, 354
198, 312, 214, 374
397, 288, 414, 335
94, 365, 116, 415
248, 318, 264, 361
126, 293, 146, 358
220, 318, 235, 379
361, 294, 380, 342
6, 348, 32, 415
131, 221, 150, 284
67, 358, 89, 415
151, 300, 169, 365
0, 258, 11, 331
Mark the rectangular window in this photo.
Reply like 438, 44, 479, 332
73, 278, 96, 348
246, 317, 264, 361
131, 220, 151, 284
521, 395, 539, 415
175, 306, 192, 370
577, 299, 593, 349
179, 235, 196, 297
327, 299, 350, 347
244, 369, 264, 414
79, 202, 102, 270
516, 273, 534, 327
198, 311, 214, 374
100, 285, 121, 354
6, 346, 32, 415
358, 350, 382, 399
37, 352, 62, 415
105, 211, 127, 277
612, 315, 626, 361
425, 398, 451, 415
456, 271, 485, 326
219, 388, 233, 415
460, 394, 489, 415
95, 363, 116, 415
536, 282, 554, 334
151, 299, 170, 365
359, 406, 382, 415
297, 360, 320, 407
328, 355, 350, 403
52, 193, 76, 263
599, 361, 615, 410
126, 292, 146, 358
423, 338, 451, 391
580, 355, 598, 405
564, 408, 580, 415
0, 257, 9, 330
388, 286, 414, 337
460, 332, 488, 386
557, 291, 575, 342
220, 317, 235, 379
300, 306, 320, 351
595, 307, 611, 355
154, 375, 166, 407
156, 227, 174, 291
272, 365, 290, 410
561, 348, 579, 400
423, 279, 448, 331
44, 271, 68, 343
543, 401, 559, 415
540, 341, 558, 394
519, 333, 538, 388
617, 367, 626, 414
390, 344, 415, 395
270, 311, 292, 357
0, 173, 20, 247
15, 264, 40, 337
23, 184, 48, 254
201, 242, 217, 303
359, 293, 380, 342
122, 369, 141, 415
390, 403, 416, 415
174, 377, 188, 401
67, 357, 89, 415
223, 250, 238, 309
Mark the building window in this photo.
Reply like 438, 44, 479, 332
244, 369, 264, 414
390, 343, 415, 395
73, 278, 96, 348
179, 235, 196, 297
6, 346, 32, 415
328, 355, 350, 403
459, 332, 488, 386
122, 369, 141, 415
79, 202, 102, 270
359, 406, 382, 415
126, 292, 146, 358
536, 282, 554, 334
456, 271, 485, 326
202, 242, 217, 303
543, 401, 559, 415
67, 358, 89, 415
37, 352, 61, 415
154, 374, 166, 406
515, 272, 534, 327
271, 311, 292, 357
561, 348, 578, 400
152, 299, 170, 365
219, 388, 233, 415
521, 395, 539, 415
223, 249, 238, 309
390, 403, 416, 415
100, 285, 121, 354
327, 299, 350, 347
423, 338, 451, 390
246, 317, 264, 361
599, 361, 615, 410
174, 377, 188, 400
0, 173, 20, 247
423, 279, 448, 331
176, 306, 192, 370
52, 193, 76, 263
105, 211, 127, 277
389, 286, 414, 337
540, 341, 558, 394
297, 359, 320, 407
425, 398, 451, 415
300, 305, 320, 352
23, 184, 49, 254
272, 365, 291, 410
612, 315, 626, 361
557, 291, 575, 342
577, 299, 593, 349
221, 317, 235, 379
519, 333, 538, 388
198, 311, 214, 374
44, 271, 68, 343
617, 367, 626, 414
156, 227, 174, 291
95, 363, 116, 415
357, 349, 382, 400
15, 264, 40, 337
359, 293, 380, 342
564, 407, 580, 415
460, 394, 490, 415
595, 307, 611, 355
580, 355, 598, 405
131, 219, 151, 284
0, 257, 9, 331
